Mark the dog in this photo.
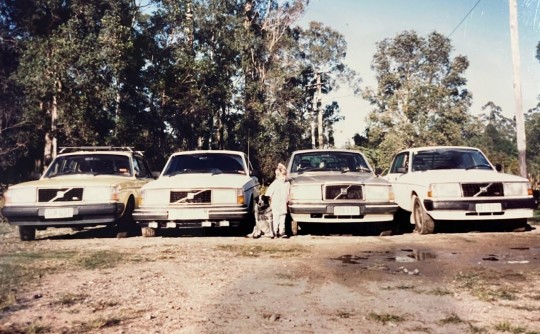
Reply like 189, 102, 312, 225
246, 196, 274, 238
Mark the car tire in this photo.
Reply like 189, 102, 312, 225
412, 195, 435, 234
141, 227, 157, 237
116, 197, 137, 238
19, 226, 36, 241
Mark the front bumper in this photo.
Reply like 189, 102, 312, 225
288, 201, 398, 223
133, 205, 249, 228
1, 203, 125, 227
423, 197, 536, 221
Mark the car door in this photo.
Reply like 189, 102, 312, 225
384, 151, 412, 210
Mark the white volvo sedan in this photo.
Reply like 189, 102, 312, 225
384, 146, 536, 234
133, 150, 259, 237
287, 149, 398, 235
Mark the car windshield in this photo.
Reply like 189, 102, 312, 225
44, 154, 132, 177
291, 152, 371, 173
163, 153, 246, 176
411, 149, 493, 171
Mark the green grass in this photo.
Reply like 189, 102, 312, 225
0, 249, 132, 311
215, 244, 306, 257
367, 312, 406, 325
454, 271, 521, 302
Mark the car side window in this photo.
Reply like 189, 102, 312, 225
134, 157, 152, 179
390, 153, 409, 173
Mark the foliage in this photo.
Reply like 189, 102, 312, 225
362, 30, 473, 168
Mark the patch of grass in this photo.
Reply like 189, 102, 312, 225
0, 250, 131, 312
73, 251, 126, 270
367, 312, 406, 325
427, 287, 452, 296
215, 244, 306, 257
337, 310, 353, 319
25, 322, 51, 334
468, 323, 488, 333
383, 284, 415, 291
75, 315, 123, 332
439, 313, 464, 325
454, 271, 521, 302
54, 293, 88, 307
493, 321, 528, 333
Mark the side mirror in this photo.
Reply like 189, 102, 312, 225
152, 171, 161, 179
495, 164, 502, 172
375, 167, 383, 176
397, 167, 407, 173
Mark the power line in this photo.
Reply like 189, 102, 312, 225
448, 0, 482, 37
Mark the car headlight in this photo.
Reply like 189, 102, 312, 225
364, 185, 394, 202
140, 189, 169, 206
84, 186, 120, 202
290, 184, 321, 201
504, 182, 531, 196
4, 188, 37, 204
428, 183, 461, 198
212, 188, 241, 204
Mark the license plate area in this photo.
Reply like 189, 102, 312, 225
44, 207, 74, 219
475, 203, 502, 213
168, 209, 209, 220
333, 206, 360, 216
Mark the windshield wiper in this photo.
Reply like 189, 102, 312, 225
466, 164, 492, 170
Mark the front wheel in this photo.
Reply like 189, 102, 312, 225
116, 197, 137, 238
19, 226, 36, 241
412, 195, 435, 234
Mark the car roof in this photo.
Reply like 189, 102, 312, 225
170, 150, 246, 157
57, 147, 142, 158
399, 146, 481, 154
291, 148, 365, 155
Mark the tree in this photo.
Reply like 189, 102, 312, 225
363, 30, 473, 168
469, 102, 519, 173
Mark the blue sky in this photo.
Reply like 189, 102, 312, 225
299, 0, 540, 147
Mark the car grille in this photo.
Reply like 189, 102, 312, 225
170, 190, 212, 204
324, 185, 363, 200
38, 188, 84, 202
461, 183, 504, 197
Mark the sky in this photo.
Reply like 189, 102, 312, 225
299, 0, 540, 147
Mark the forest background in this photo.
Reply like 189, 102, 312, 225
1, 0, 539, 186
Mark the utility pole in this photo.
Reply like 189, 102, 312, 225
509, 0, 527, 177
316, 72, 324, 148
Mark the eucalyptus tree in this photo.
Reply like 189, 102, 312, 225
297, 21, 360, 148
0, 3, 35, 184
363, 30, 473, 168
10, 0, 143, 169
469, 102, 519, 173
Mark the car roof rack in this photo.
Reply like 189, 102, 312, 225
58, 146, 143, 155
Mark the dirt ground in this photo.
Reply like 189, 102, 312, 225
1, 221, 540, 334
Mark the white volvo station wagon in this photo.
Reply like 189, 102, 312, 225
384, 146, 536, 234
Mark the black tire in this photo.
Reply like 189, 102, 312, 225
116, 197, 137, 238
412, 195, 435, 234
141, 227, 157, 237
239, 198, 256, 236
19, 226, 36, 241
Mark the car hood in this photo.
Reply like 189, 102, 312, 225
7, 175, 134, 189
143, 173, 255, 190
290, 172, 388, 185
404, 169, 528, 184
